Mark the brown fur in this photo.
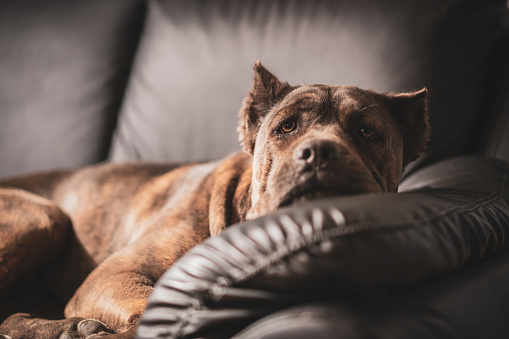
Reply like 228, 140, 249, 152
0, 62, 429, 338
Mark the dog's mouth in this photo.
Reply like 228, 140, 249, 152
270, 163, 384, 210
278, 181, 360, 208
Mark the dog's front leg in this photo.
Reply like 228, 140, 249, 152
65, 222, 205, 337
64, 248, 158, 335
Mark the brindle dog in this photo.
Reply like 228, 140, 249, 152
0, 62, 429, 338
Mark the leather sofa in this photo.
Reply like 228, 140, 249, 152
1, 0, 508, 338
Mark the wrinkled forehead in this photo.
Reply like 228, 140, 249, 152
276, 85, 382, 115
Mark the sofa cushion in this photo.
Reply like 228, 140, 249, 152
0, 0, 145, 179
110, 0, 508, 176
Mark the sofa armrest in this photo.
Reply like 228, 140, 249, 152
136, 156, 509, 339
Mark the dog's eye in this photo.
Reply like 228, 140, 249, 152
279, 120, 297, 134
360, 128, 376, 140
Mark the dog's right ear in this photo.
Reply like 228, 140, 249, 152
238, 61, 292, 154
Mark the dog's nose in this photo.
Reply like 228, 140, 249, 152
295, 139, 341, 168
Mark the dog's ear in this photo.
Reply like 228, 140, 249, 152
238, 61, 292, 154
383, 88, 430, 167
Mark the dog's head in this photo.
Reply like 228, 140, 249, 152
239, 62, 429, 220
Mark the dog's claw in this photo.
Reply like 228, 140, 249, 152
78, 320, 112, 337
59, 319, 113, 339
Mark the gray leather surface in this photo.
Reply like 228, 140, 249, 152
398, 155, 509, 193
0, 0, 145, 179
110, 0, 508, 177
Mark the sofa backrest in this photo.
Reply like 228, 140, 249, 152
109, 0, 509, 178
0, 0, 145, 179
1, 0, 508, 180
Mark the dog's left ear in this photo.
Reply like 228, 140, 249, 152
383, 88, 430, 166
238, 61, 292, 154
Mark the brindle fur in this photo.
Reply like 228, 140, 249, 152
0, 62, 429, 338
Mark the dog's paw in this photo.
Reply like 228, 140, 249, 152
60, 319, 113, 339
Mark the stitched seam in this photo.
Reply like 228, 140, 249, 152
170, 192, 501, 337
339, 192, 498, 231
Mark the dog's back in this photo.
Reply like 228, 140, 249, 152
0, 162, 181, 201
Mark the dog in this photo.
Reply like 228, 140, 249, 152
0, 61, 429, 338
